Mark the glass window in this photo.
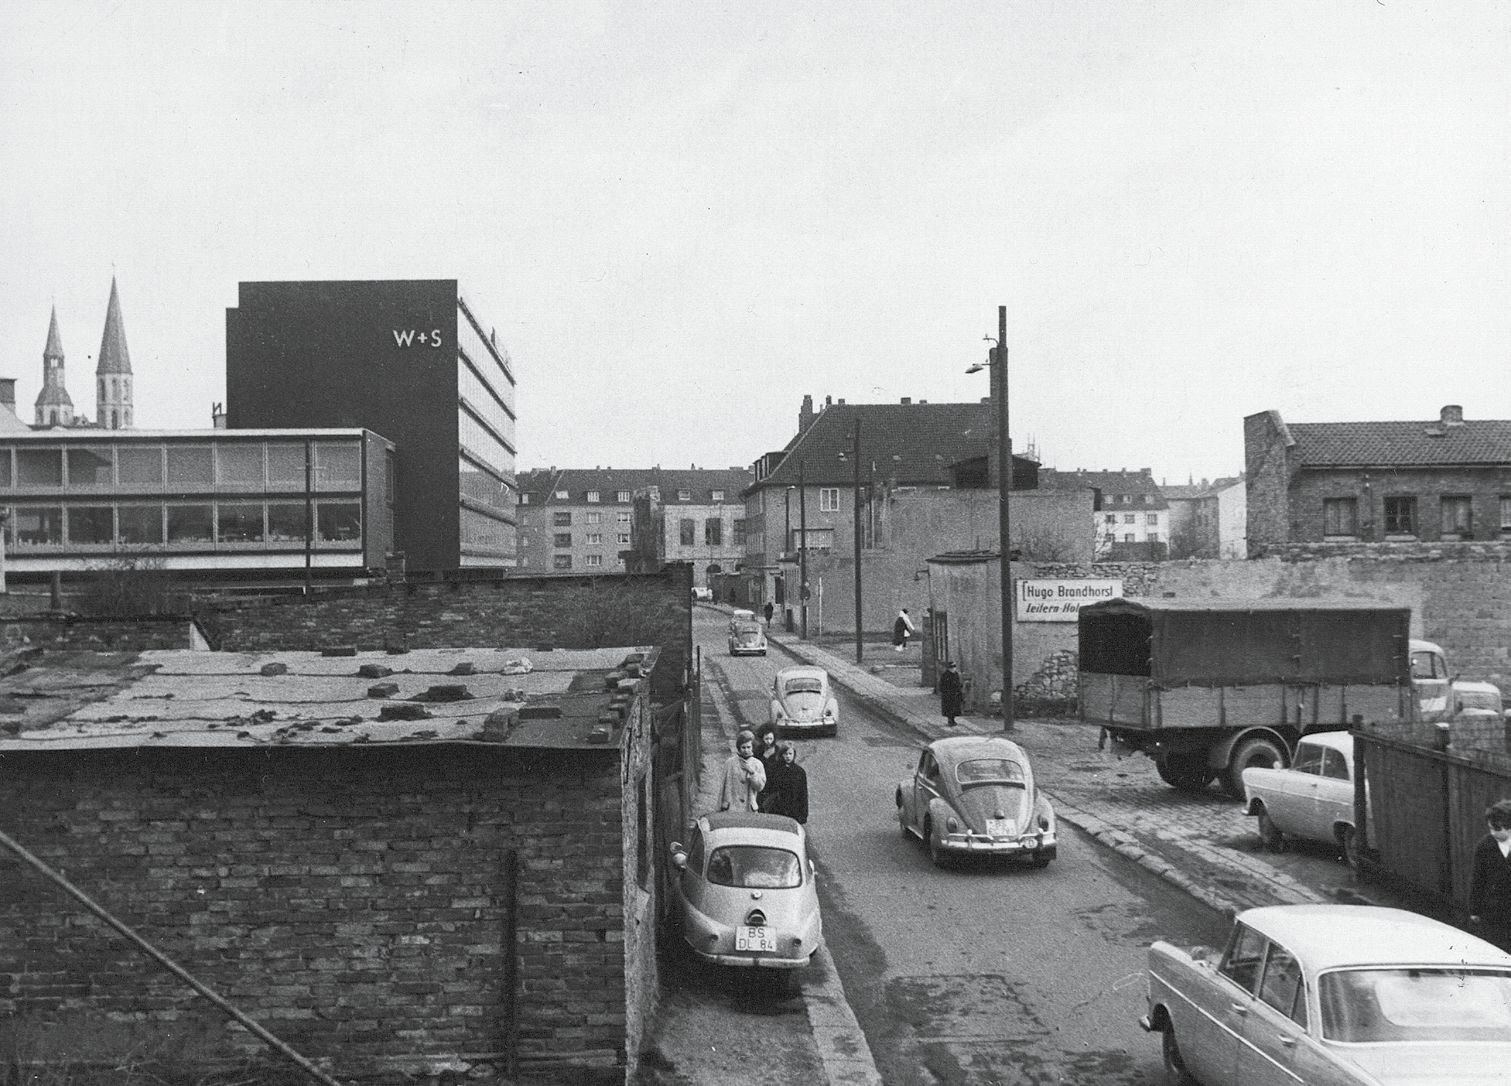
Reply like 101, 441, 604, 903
316, 502, 361, 542
1124, 533, 1135, 542
267, 444, 305, 487
217, 445, 264, 485
13, 505, 62, 546
315, 443, 360, 489
1258, 944, 1307, 1025
66, 447, 113, 486
1146, 513, 1158, 525
554, 532, 571, 547
733, 519, 746, 545
1411, 649, 1445, 679
712, 490, 724, 502
1292, 744, 1325, 775
585, 554, 603, 567
217, 502, 266, 543
954, 759, 1025, 786
267, 502, 305, 542
553, 554, 572, 570
705, 518, 723, 545
460, 507, 512, 553
1123, 514, 1136, 524
618, 511, 631, 524
553, 511, 571, 526
66, 505, 113, 544
617, 532, 631, 544
1148, 531, 1160, 543
118, 504, 165, 545
819, 488, 840, 512
705, 846, 800, 889
1323, 498, 1357, 537
678, 489, 691, 501
1105, 513, 1116, 523
586, 511, 601, 524
1384, 496, 1416, 536
586, 532, 602, 545
1500, 496, 1511, 533
586, 490, 600, 503
16, 448, 62, 486
458, 455, 510, 511
0, 451, 10, 488
616, 490, 631, 502
520, 493, 531, 504
117, 446, 164, 486
1219, 925, 1267, 994
680, 518, 695, 545
1320, 968, 1511, 1043
555, 490, 569, 499
1441, 496, 1472, 538
1320, 748, 1350, 781
166, 446, 214, 487
166, 503, 214, 543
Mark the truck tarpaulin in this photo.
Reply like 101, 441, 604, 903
1078, 598, 1411, 687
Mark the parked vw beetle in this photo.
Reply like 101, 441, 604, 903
667, 812, 823, 976
896, 736, 1056, 868
770, 665, 838, 737
728, 620, 768, 657
1242, 730, 1372, 868
1142, 903, 1511, 1085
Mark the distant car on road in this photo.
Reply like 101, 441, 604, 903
1242, 730, 1371, 868
1142, 903, 1511, 1085
667, 811, 823, 979
896, 735, 1056, 868
728, 620, 767, 657
769, 665, 838, 737
691, 586, 714, 602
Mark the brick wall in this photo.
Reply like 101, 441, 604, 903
0, 744, 636, 1083
1287, 467, 1511, 543
0, 615, 205, 652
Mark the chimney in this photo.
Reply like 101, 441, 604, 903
799, 394, 816, 434
1441, 404, 1464, 426
825, 395, 832, 408
900, 397, 911, 405
211, 401, 226, 429
0, 378, 15, 414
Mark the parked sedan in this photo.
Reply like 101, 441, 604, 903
895, 736, 1056, 868
728, 620, 768, 656
769, 666, 838, 737
1142, 903, 1511, 1085
1242, 730, 1371, 867
667, 812, 823, 975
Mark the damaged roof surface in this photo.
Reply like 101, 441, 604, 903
0, 646, 656, 752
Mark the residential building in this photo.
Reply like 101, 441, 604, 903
225, 279, 516, 572
0, 428, 394, 581
1246, 405, 1511, 554
1041, 467, 1168, 560
518, 466, 752, 579
1162, 475, 1246, 558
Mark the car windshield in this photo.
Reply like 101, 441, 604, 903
1319, 968, 1511, 1043
734, 623, 763, 636
705, 845, 802, 889
954, 758, 1025, 787
784, 678, 823, 696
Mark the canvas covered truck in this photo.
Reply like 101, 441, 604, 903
1078, 598, 1452, 797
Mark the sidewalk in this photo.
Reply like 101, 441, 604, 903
764, 625, 1419, 921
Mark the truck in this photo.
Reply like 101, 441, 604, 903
1077, 598, 1452, 797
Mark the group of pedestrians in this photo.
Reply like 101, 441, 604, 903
717, 724, 809, 824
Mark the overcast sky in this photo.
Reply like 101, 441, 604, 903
4, 1, 1509, 485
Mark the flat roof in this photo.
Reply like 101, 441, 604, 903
0, 428, 382, 441
0, 646, 656, 753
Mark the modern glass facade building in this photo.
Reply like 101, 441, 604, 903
226, 280, 516, 571
0, 429, 394, 577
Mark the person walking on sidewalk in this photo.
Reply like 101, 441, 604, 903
1469, 798, 1511, 951
763, 600, 775, 626
939, 661, 964, 727
893, 608, 916, 652
718, 730, 767, 813
763, 742, 809, 824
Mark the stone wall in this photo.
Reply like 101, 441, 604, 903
0, 744, 639, 1082
0, 614, 208, 652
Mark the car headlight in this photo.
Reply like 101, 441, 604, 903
946, 816, 959, 834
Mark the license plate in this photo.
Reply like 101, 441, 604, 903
986, 818, 1014, 837
736, 926, 776, 952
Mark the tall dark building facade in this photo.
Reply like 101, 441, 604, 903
225, 280, 517, 571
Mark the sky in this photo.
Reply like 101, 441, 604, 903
3, 1, 1510, 486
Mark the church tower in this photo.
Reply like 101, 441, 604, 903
34, 306, 75, 427
96, 277, 133, 429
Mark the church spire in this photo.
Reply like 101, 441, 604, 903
35, 305, 75, 427
95, 276, 134, 429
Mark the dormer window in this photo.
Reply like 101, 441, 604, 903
586, 490, 600, 503
678, 489, 692, 501
554, 489, 569, 500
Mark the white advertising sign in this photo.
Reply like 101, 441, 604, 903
1016, 579, 1123, 621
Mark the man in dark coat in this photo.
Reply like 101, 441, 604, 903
939, 661, 964, 727
763, 742, 809, 824
1469, 798, 1511, 952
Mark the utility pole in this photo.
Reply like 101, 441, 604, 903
851, 421, 863, 664
798, 459, 808, 640
996, 305, 1014, 731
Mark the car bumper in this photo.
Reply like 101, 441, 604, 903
729, 646, 767, 655
684, 944, 817, 969
774, 719, 836, 735
937, 832, 1056, 856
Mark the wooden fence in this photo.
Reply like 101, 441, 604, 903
1357, 731, 1511, 917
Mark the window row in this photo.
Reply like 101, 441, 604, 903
552, 553, 609, 570
457, 405, 515, 480
459, 506, 514, 554
1104, 513, 1161, 525
458, 455, 513, 512
552, 532, 631, 548
1322, 495, 1511, 540
5, 501, 362, 549
0, 442, 363, 491
551, 510, 633, 526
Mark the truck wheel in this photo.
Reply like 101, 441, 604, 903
1224, 736, 1287, 798
1156, 753, 1215, 792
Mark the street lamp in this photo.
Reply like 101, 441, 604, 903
965, 305, 1013, 731
837, 422, 863, 664
797, 460, 809, 639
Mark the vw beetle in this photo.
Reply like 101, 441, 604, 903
896, 736, 1056, 868
769, 665, 838, 737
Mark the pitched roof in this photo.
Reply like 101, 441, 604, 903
755, 401, 992, 489
518, 466, 754, 504
1289, 419, 1511, 466
96, 277, 132, 375
1040, 468, 1167, 509
44, 306, 64, 359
